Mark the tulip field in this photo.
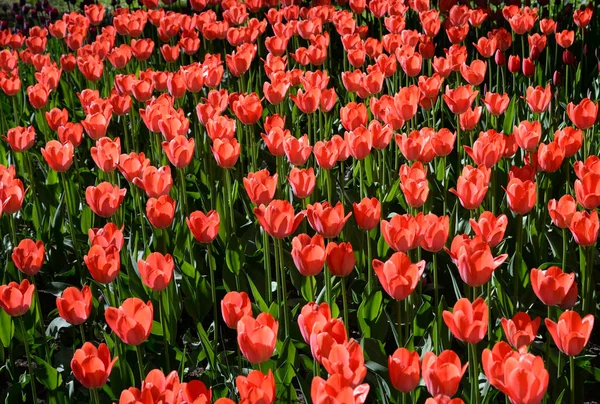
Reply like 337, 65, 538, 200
1, 0, 600, 402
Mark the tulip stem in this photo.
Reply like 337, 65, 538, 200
207, 243, 219, 346
433, 253, 440, 354
562, 228, 567, 271
79, 324, 86, 342
92, 388, 101, 404
225, 169, 236, 234
470, 343, 481, 404
570, 355, 575, 404
273, 236, 283, 335
513, 214, 523, 312
160, 291, 171, 371
178, 168, 188, 217
277, 238, 290, 338
341, 277, 349, 335
26, 152, 43, 238
19, 316, 38, 404
366, 230, 373, 293
263, 230, 272, 305
396, 300, 403, 347
136, 345, 145, 383
61, 172, 84, 283
358, 160, 364, 198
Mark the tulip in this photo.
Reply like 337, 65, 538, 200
340, 102, 368, 131
0, 279, 35, 316
469, 211, 508, 248
548, 195, 577, 229
212, 138, 240, 168
525, 85, 552, 114
425, 396, 465, 404
352, 197, 381, 231
162, 135, 195, 168
326, 242, 356, 278
311, 374, 369, 404
71, 342, 117, 389
381, 213, 423, 252
307, 202, 351, 239
418, 214, 450, 252
345, 127, 373, 160
41, 140, 74, 172
221, 291, 252, 329
567, 98, 598, 130
443, 85, 478, 115
243, 169, 278, 205
443, 298, 488, 344
501, 312, 540, 349
12, 239, 44, 276
237, 313, 278, 364
298, 302, 331, 344
255, 200, 305, 239
422, 350, 468, 397
288, 167, 316, 199
284, 134, 312, 166
291, 234, 326, 277
388, 347, 420, 393
91, 137, 121, 173
537, 141, 564, 173
4, 126, 36, 152
555, 127, 583, 158
118, 152, 150, 183
187, 210, 220, 243
575, 172, 600, 210
513, 120, 542, 152
569, 210, 599, 246
84, 245, 120, 284
372, 252, 425, 301
482, 92, 510, 116
137, 252, 174, 292
105, 298, 153, 346
453, 236, 508, 286
399, 162, 429, 208
88, 223, 125, 251
57, 123, 84, 147
56, 285, 92, 325
449, 165, 490, 210
464, 130, 505, 168
146, 195, 176, 229
531, 266, 577, 307
431, 129, 456, 157
322, 340, 367, 387
86, 182, 127, 218
545, 311, 594, 356
504, 178, 537, 215
236, 370, 276, 404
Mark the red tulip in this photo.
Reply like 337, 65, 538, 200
482, 92, 510, 116
4, 126, 36, 152
284, 134, 312, 166
138, 252, 174, 292
469, 211, 508, 248
501, 312, 540, 349
531, 266, 578, 307
84, 245, 120, 284
567, 98, 598, 130
307, 202, 351, 239
88, 223, 124, 251
418, 213, 450, 252
71, 342, 117, 389
187, 210, 220, 243
288, 167, 316, 199
237, 313, 278, 364
443, 297, 488, 344
449, 165, 490, 210
162, 135, 195, 168
291, 234, 326, 277
422, 350, 468, 398
322, 340, 367, 387
41, 140, 74, 172
352, 197, 381, 231
0, 279, 35, 316
236, 369, 276, 404
105, 297, 153, 346
548, 195, 577, 229
244, 169, 278, 205
504, 178, 537, 215
443, 85, 478, 115
232, 93, 263, 125
56, 285, 92, 325
399, 161, 429, 208
575, 172, 600, 210
340, 102, 368, 131
221, 291, 252, 330
311, 374, 369, 404
12, 239, 44, 276
545, 310, 594, 356
146, 195, 176, 229
255, 200, 305, 239
212, 138, 241, 169
554, 127, 583, 158
86, 182, 127, 218
326, 242, 356, 277
372, 252, 425, 301
525, 85, 552, 114
388, 347, 420, 393
381, 213, 423, 252
568, 210, 599, 246
453, 235, 508, 286
91, 137, 121, 173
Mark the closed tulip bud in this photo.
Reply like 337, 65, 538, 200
372, 252, 425, 301
0, 279, 35, 316
237, 313, 278, 364
469, 211, 508, 247
291, 234, 326, 277
187, 210, 220, 243
504, 178, 537, 215
221, 291, 252, 329
494, 50, 506, 65
105, 298, 153, 346
236, 369, 276, 404
501, 312, 541, 349
569, 210, 599, 246
545, 311, 594, 356
4, 126, 36, 152
71, 342, 117, 389
352, 197, 381, 231
553, 71, 562, 87
84, 245, 120, 284
562, 49, 576, 66
88, 223, 124, 251
311, 375, 369, 404
138, 252, 174, 292
12, 239, 44, 276
443, 297, 488, 343
86, 182, 127, 218
422, 350, 468, 398
388, 348, 420, 393
56, 285, 92, 325
146, 195, 176, 229
326, 242, 356, 277
508, 55, 520, 74
288, 167, 316, 199
522, 57, 535, 77
306, 202, 351, 239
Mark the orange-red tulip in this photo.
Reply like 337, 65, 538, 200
449, 165, 490, 210
212, 138, 241, 169
86, 182, 127, 218
418, 214, 450, 252
133, 166, 173, 198
221, 291, 252, 330
243, 169, 278, 206
388, 347, 420, 393
0, 279, 35, 316
298, 302, 331, 344
138, 252, 174, 292
91, 137, 121, 173
575, 172, 600, 210
41, 140, 74, 172
399, 161, 429, 208
372, 252, 425, 301
322, 340, 367, 387
4, 126, 36, 152
284, 134, 312, 166
443, 85, 478, 115
12, 239, 44, 276
84, 245, 120, 284
236, 369, 275, 404
352, 197, 381, 231
162, 135, 195, 168
531, 266, 577, 307
381, 213, 423, 252
105, 298, 153, 346
88, 223, 124, 251
71, 342, 117, 389
187, 210, 220, 243
146, 195, 176, 229
545, 310, 594, 356
56, 285, 92, 325
289, 167, 316, 199
325, 242, 356, 277
548, 195, 577, 229
469, 211, 508, 248
443, 297, 488, 344
307, 202, 351, 239
567, 98, 598, 130
482, 92, 510, 116
237, 313, 278, 364
501, 312, 540, 349
291, 234, 326, 277
311, 374, 369, 404
504, 178, 537, 215
525, 85, 552, 114
513, 120, 541, 152
422, 350, 468, 398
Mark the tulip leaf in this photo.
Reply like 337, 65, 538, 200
0, 309, 13, 347
196, 322, 216, 369
33, 355, 62, 391
225, 235, 245, 275
357, 290, 383, 338
502, 96, 516, 135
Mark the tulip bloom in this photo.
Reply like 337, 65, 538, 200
482, 92, 510, 116
4, 126, 36, 152
381, 213, 423, 252
443, 297, 488, 344
12, 239, 45, 276
372, 252, 425, 301
399, 162, 429, 208
443, 85, 478, 115
311, 374, 370, 404
307, 202, 351, 239
298, 302, 332, 344
255, 200, 305, 239
513, 120, 541, 152
162, 135, 195, 168
88, 223, 124, 251
221, 291, 252, 329
237, 313, 278, 364
450, 165, 490, 210
545, 311, 594, 356
86, 182, 127, 218
326, 242, 356, 277
243, 170, 278, 205
452, 236, 508, 286
105, 298, 153, 346
501, 312, 540, 349
236, 370, 276, 404
71, 342, 117, 390
388, 348, 420, 393
288, 167, 316, 199
0, 279, 35, 316
212, 138, 241, 168
548, 195, 577, 229
56, 285, 92, 325
568, 210, 599, 246
504, 178, 537, 215
187, 210, 220, 243
291, 234, 326, 277
138, 252, 174, 292
567, 98, 598, 130
91, 137, 121, 172
41, 140, 74, 172
422, 350, 468, 398
84, 245, 120, 284
575, 172, 600, 210
322, 340, 367, 388
531, 266, 577, 307
469, 211, 508, 248
525, 85, 552, 114
352, 197, 381, 231
418, 214, 450, 252
146, 195, 176, 229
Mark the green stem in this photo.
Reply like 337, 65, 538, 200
562, 228, 567, 270
136, 344, 145, 383
570, 355, 575, 404
433, 253, 440, 354
263, 230, 272, 305
19, 316, 38, 403
160, 291, 171, 371
26, 152, 42, 238
514, 215, 523, 312
277, 238, 289, 338
79, 324, 86, 343
397, 299, 403, 347
61, 172, 84, 283
358, 159, 364, 198
366, 230, 373, 294
471, 343, 481, 404
341, 277, 349, 336
207, 243, 219, 346
225, 169, 236, 234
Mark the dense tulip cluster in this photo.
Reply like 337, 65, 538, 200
0, 0, 598, 403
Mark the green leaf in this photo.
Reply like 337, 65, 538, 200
33, 355, 63, 391
503, 96, 516, 135
0, 309, 14, 347
357, 290, 383, 338
226, 235, 245, 275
